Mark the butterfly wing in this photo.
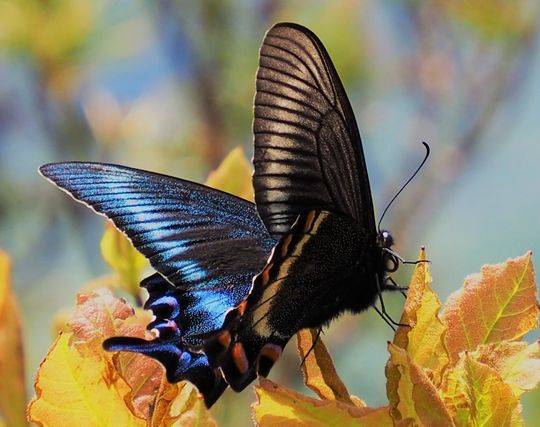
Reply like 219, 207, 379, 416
40, 162, 276, 406
204, 209, 376, 391
253, 22, 375, 239
40, 162, 275, 291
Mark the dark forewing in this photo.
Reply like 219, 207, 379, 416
253, 22, 375, 239
39, 162, 275, 291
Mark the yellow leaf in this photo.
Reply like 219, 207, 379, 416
205, 147, 254, 201
253, 378, 391, 427
296, 328, 354, 405
158, 382, 217, 427
68, 289, 165, 419
440, 368, 470, 426
443, 252, 538, 363
27, 333, 146, 427
393, 248, 449, 385
100, 222, 148, 296
385, 343, 455, 426
462, 353, 523, 426
472, 341, 540, 397
0, 250, 27, 427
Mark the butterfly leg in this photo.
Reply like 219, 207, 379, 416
383, 276, 408, 299
383, 247, 430, 266
300, 328, 323, 366
374, 276, 409, 328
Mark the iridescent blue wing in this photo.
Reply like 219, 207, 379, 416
40, 162, 276, 406
39, 162, 275, 291
253, 23, 376, 239
105, 272, 231, 407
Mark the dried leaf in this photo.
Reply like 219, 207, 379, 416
27, 333, 146, 427
394, 248, 449, 385
443, 252, 538, 363
253, 378, 391, 426
0, 250, 27, 427
205, 146, 254, 201
386, 343, 454, 426
297, 328, 354, 404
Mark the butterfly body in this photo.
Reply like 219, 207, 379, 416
202, 209, 393, 391
40, 22, 405, 407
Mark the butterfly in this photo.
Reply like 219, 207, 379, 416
39, 22, 403, 407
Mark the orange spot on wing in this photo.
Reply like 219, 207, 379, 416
260, 343, 282, 363
237, 300, 247, 316
218, 331, 232, 349
232, 343, 249, 374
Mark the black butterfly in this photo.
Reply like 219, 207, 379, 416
40, 22, 402, 407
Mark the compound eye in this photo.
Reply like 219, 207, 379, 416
381, 230, 394, 248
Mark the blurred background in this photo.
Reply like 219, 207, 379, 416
1, 0, 539, 425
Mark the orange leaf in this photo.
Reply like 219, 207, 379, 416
393, 248, 449, 385
68, 288, 149, 355
443, 252, 538, 363
296, 328, 354, 404
205, 147, 254, 201
253, 378, 391, 426
68, 289, 164, 419
27, 333, 146, 427
462, 353, 523, 426
0, 250, 27, 427
472, 341, 540, 397
386, 343, 455, 426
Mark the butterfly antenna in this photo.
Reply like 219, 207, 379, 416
377, 142, 430, 232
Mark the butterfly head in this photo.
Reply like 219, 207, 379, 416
378, 229, 399, 273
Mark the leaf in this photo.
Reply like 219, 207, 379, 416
296, 328, 354, 404
462, 353, 523, 427
253, 378, 391, 427
393, 248, 449, 385
153, 382, 217, 427
443, 252, 538, 364
205, 146, 254, 201
100, 221, 149, 296
68, 288, 149, 354
385, 343, 455, 426
27, 333, 146, 427
440, 368, 470, 426
472, 341, 540, 397
68, 289, 165, 420
0, 250, 27, 427
29, 290, 217, 425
